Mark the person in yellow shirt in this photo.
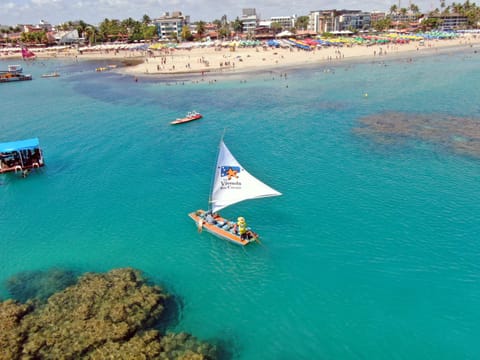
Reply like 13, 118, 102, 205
237, 217, 247, 240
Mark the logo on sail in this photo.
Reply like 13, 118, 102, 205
221, 166, 240, 180
220, 166, 242, 189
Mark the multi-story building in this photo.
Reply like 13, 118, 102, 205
153, 11, 190, 40
309, 9, 371, 33
270, 16, 296, 30
390, 13, 421, 23
242, 8, 257, 17
426, 13, 468, 30
241, 8, 258, 34
370, 11, 387, 22
308, 10, 337, 33
336, 11, 371, 31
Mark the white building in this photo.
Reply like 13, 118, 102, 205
309, 10, 370, 33
270, 16, 296, 30
308, 10, 336, 33
241, 8, 258, 34
153, 11, 190, 40
337, 12, 371, 31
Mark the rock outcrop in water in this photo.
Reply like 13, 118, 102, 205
354, 112, 480, 158
0, 268, 217, 359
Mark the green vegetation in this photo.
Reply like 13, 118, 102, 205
20, 30, 48, 44
195, 20, 207, 37
2, 1, 480, 46
295, 16, 309, 30
95, 17, 157, 43
271, 21, 283, 34
372, 18, 393, 31
389, 0, 480, 27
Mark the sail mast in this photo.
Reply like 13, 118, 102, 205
207, 136, 224, 211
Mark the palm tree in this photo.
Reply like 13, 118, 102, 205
271, 22, 282, 35
195, 21, 206, 38
84, 26, 96, 45
218, 26, 229, 40
142, 14, 151, 25
390, 4, 398, 16
410, 3, 420, 15
181, 25, 192, 41
76, 20, 88, 38
231, 18, 243, 33
452, 2, 462, 13
372, 18, 392, 31
141, 24, 157, 41
295, 16, 309, 30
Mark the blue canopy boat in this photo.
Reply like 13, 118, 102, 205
0, 138, 45, 175
0, 65, 32, 83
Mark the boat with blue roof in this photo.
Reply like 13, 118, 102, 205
0, 138, 45, 176
0, 65, 32, 82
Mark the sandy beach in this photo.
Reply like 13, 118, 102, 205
120, 35, 480, 78
2, 35, 479, 79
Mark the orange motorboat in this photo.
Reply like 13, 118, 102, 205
170, 111, 202, 125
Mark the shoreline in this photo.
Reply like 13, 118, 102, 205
1, 35, 479, 80
116, 36, 480, 80
118, 38, 480, 83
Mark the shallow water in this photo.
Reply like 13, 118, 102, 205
1, 49, 480, 359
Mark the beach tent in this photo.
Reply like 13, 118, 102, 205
267, 39, 280, 47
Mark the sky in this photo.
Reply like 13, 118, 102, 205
1, 0, 439, 26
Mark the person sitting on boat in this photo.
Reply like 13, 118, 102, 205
205, 212, 215, 224
237, 217, 248, 240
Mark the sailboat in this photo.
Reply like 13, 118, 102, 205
188, 139, 281, 246
21, 47, 36, 60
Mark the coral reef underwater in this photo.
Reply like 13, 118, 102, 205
0, 268, 217, 359
5, 268, 77, 303
354, 112, 480, 158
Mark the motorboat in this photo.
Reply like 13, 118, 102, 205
170, 111, 203, 125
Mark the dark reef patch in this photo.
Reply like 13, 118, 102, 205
5, 268, 78, 303
0, 267, 217, 359
354, 112, 480, 158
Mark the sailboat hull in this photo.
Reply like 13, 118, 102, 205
188, 210, 257, 246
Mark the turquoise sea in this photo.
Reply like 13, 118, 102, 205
1, 48, 480, 359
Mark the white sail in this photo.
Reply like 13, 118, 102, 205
210, 141, 281, 213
